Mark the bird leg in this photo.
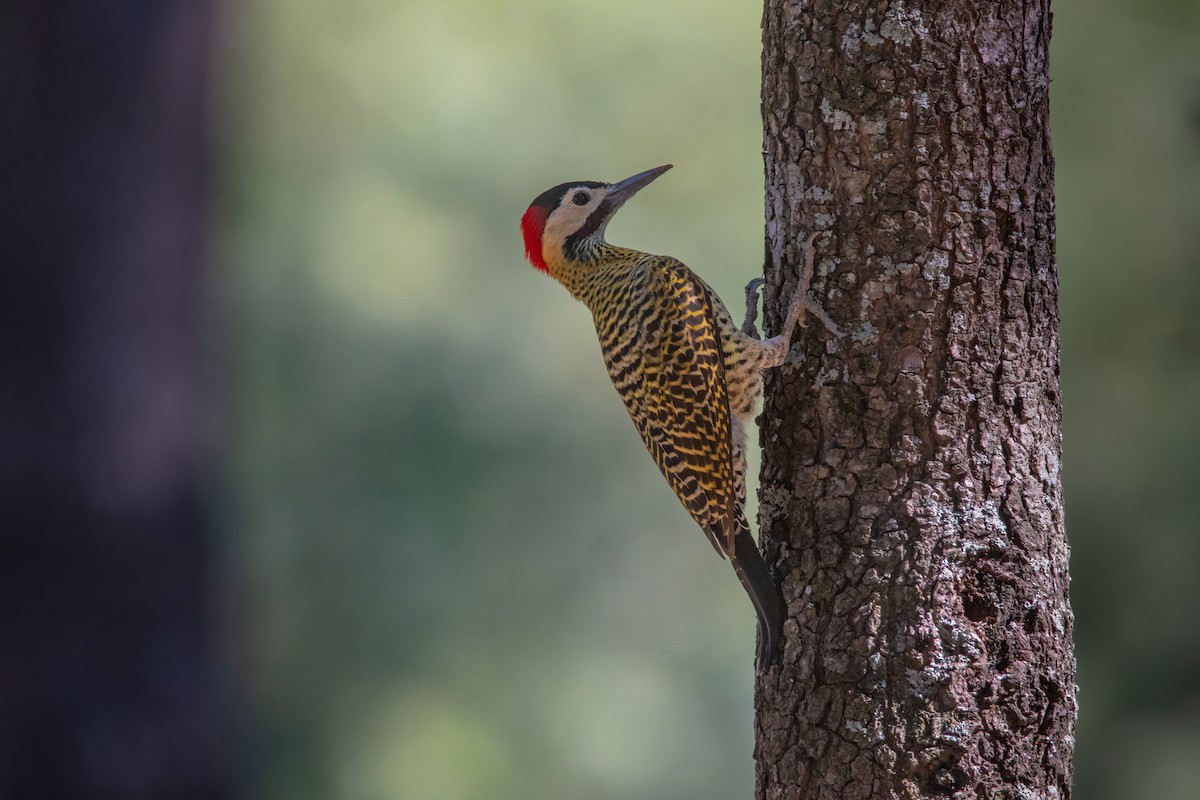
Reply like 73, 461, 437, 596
782, 231, 844, 341
760, 232, 844, 368
741, 277, 765, 337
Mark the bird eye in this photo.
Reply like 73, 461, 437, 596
572, 191, 591, 206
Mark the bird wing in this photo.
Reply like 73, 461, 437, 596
602, 258, 738, 557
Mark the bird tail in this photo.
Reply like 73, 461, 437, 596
731, 530, 783, 669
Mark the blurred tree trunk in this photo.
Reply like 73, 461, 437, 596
755, 1, 1075, 797
0, 2, 231, 798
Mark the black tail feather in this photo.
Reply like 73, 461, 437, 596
732, 530, 783, 669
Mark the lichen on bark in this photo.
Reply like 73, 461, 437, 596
756, 1, 1076, 798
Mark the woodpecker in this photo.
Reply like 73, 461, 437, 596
521, 165, 842, 667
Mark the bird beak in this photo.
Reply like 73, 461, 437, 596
606, 164, 672, 206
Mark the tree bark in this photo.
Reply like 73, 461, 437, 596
755, 2, 1075, 798
0, 2, 231, 798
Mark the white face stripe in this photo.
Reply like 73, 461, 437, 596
541, 186, 609, 250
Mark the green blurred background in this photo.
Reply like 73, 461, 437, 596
215, 1, 1200, 798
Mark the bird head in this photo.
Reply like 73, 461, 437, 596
521, 164, 672, 275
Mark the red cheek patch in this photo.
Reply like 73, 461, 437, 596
520, 205, 551, 274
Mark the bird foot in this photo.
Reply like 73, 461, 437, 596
783, 231, 844, 339
742, 277, 765, 337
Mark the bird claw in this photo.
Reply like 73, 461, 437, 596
781, 231, 842, 339
746, 232, 842, 345
742, 277, 766, 337
783, 291, 844, 340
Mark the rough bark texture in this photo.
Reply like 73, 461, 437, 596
0, 2, 231, 798
755, 2, 1075, 798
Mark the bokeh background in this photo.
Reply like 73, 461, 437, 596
214, 1, 1200, 798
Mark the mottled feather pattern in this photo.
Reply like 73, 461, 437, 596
574, 249, 766, 557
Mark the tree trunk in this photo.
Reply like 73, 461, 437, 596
755, 2, 1075, 798
0, 2, 230, 798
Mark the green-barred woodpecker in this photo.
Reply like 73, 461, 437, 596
521, 165, 842, 667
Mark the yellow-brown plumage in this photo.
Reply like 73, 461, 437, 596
583, 251, 738, 554
521, 165, 841, 667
